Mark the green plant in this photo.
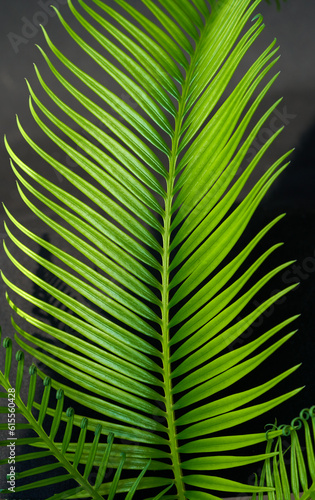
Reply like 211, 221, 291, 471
0, 0, 309, 498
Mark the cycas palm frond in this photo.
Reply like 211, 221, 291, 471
0, 0, 302, 497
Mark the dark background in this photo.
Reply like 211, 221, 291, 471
0, 0, 315, 497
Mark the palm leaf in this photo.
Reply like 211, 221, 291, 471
1, 0, 302, 497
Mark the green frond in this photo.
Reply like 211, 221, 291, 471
1, 0, 302, 497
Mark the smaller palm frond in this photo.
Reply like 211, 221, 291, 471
255, 406, 315, 499
0, 335, 167, 499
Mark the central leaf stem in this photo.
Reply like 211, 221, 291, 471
161, 55, 200, 499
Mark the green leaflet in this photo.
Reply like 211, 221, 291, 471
107, 0, 189, 69
29, 68, 165, 222
14, 325, 164, 407
181, 453, 277, 470
4, 242, 159, 339
179, 431, 283, 455
38, 30, 170, 160
5, 221, 160, 323
89, 0, 184, 82
52, 6, 174, 135
173, 332, 298, 408
175, 366, 300, 426
183, 474, 274, 492
0, 0, 302, 498
177, 388, 304, 440
77, 0, 180, 97
169, 242, 287, 331
3, 207, 160, 304
4, 279, 161, 364
68, 0, 177, 115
